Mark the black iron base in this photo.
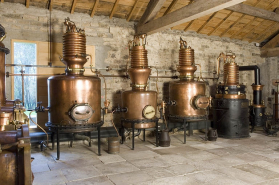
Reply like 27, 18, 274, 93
120, 118, 159, 150
46, 122, 103, 160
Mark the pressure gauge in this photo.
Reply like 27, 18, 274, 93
69, 103, 94, 122
143, 105, 156, 119
193, 95, 209, 110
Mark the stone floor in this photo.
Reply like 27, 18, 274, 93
31, 130, 279, 185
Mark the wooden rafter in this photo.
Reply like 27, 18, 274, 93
110, 0, 120, 19
127, 0, 139, 21
229, 17, 257, 38
261, 33, 279, 50
184, 20, 194, 31
26, 0, 30, 8
70, 0, 77, 14
219, 14, 245, 37
227, 3, 279, 22
137, 0, 167, 26
197, 12, 217, 34
91, 0, 99, 17
208, 11, 234, 36
136, 0, 245, 35
49, 0, 53, 11
240, 19, 263, 40
163, 0, 179, 16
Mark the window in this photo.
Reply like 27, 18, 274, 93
13, 41, 37, 128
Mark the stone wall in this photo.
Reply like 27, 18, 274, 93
1, 2, 275, 127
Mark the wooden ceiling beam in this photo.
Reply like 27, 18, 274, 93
136, 0, 245, 35
110, 0, 120, 19
163, 0, 179, 16
197, 12, 217, 34
1, 0, 4, 3
127, 0, 139, 21
208, 11, 234, 36
227, 4, 279, 22
260, 47, 279, 58
26, 0, 30, 8
219, 14, 245, 37
137, 0, 167, 27
261, 33, 279, 50
49, 0, 53, 11
91, 0, 99, 17
70, 0, 77, 14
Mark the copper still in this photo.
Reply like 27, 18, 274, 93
47, 18, 102, 127
121, 35, 157, 129
213, 52, 249, 138
168, 38, 209, 120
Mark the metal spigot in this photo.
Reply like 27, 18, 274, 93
35, 102, 49, 113
112, 104, 127, 113
103, 99, 110, 114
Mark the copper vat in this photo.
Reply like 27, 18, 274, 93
122, 35, 157, 128
169, 38, 208, 119
47, 18, 101, 126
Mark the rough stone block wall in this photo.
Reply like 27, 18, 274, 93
1, 2, 275, 127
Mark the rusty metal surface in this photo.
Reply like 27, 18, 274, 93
48, 75, 101, 125
0, 151, 17, 185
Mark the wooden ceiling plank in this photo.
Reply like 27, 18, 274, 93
266, 0, 277, 11
227, 3, 279, 22
70, 0, 77, 14
230, 17, 257, 38
1, 0, 4, 3
261, 33, 279, 49
91, 0, 99, 17
49, 0, 53, 11
136, 0, 245, 35
110, 0, 120, 19
127, 0, 140, 21
26, 0, 30, 8
219, 14, 245, 37
197, 12, 217, 33
163, 0, 179, 16
184, 20, 194, 31
251, 22, 278, 42
208, 11, 234, 36
240, 18, 263, 40
260, 47, 279, 58
137, 0, 167, 26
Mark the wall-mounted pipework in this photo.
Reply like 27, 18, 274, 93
213, 52, 249, 138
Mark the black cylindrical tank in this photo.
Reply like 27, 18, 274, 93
213, 98, 250, 138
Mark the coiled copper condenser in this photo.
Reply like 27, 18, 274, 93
62, 18, 86, 74
223, 53, 239, 85
177, 38, 197, 80
130, 35, 148, 68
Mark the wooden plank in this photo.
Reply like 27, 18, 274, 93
227, 3, 279, 22
136, 0, 245, 35
197, 12, 217, 33
1, 0, 4, 3
249, 21, 277, 42
26, 0, 30, 8
127, 0, 139, 21
70, 0, 77, 14
91, 0, 99, 17
49, 0, 53, 11
110, 0, 120, 19
230, 17, 256, 38
260, 47, 279, 58
163, 0, 179, 16
219, 14, 245, 37
184, 20, 194, 31
262, 33, 279, 49
137, 0, 167, 26
208, 11, 234, 36
240, 18, 263, 40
